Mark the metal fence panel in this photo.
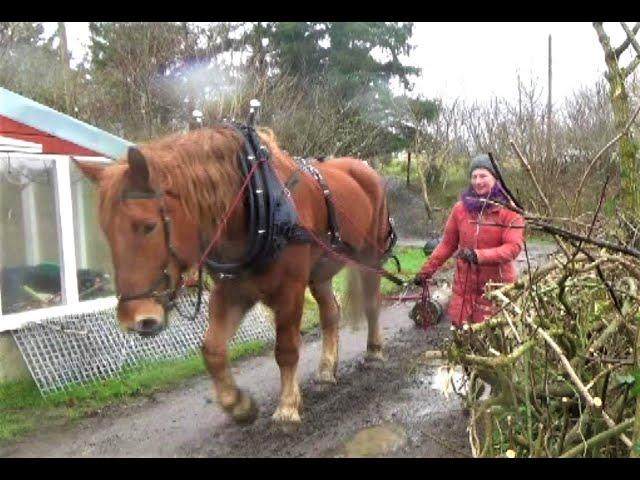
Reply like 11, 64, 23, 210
12, 292, 274, 396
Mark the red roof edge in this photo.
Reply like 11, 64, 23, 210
0, 115, 101, 156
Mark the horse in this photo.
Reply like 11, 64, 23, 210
75, 124, 396, 427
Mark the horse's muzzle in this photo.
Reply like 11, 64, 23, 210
134, 316, 165, 337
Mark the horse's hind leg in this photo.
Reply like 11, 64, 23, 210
309, 280, 340, 384
271, 285, 305, 425
361, 270, 385, 362
202, 284, 258, 425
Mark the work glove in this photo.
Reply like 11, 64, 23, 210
456, 248, 478, 264
412, 273, 429, 286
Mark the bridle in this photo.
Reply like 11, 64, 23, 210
116, 190, 197, 313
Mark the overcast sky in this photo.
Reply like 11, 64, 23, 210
48, 22, 636, 105
408, 22, 636, 105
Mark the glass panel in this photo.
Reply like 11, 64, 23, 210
0, 155, 63, 314
69, 161, 115, 301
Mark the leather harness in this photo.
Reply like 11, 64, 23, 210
200, 124, 398, 278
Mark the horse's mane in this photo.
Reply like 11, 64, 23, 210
98, 126, 296, 233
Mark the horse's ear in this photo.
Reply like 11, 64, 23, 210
127, 147, 151, 190
73, 158, 105, 184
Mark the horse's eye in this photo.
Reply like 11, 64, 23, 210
140, 223, 157, 236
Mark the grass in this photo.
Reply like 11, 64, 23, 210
381, 246, 425, 294
525, 234, 557, 246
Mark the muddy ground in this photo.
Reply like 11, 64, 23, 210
0, 244, 554, 458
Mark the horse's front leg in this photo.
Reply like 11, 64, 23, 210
271, 285, 306, 425
201, 284, 258, 424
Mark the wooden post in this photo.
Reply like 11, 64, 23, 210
407, 151, 411, 187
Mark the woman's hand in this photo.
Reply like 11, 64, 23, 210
412, 273, 429, 286
456, 248, 478, 264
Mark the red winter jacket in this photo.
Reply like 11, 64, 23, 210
420, 201, 525, 326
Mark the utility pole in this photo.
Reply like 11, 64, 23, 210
546, 34, 553, 165
57, 22, 72, 114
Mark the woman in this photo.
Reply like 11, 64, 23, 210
415, 154, 525, 327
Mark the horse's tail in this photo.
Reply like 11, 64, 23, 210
343, 182, 394, 328
342, 267, 367, 328
377, 189, 398, 267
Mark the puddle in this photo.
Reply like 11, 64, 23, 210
335, 423, 407, 457
410, 364, 491, 417
429, 365, 469, 397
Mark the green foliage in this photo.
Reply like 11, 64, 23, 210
246, 22, 417, 96
630, 370, 640, 397
87, 22, 192, 139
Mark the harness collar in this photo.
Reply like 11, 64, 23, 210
202, 122, 308, 277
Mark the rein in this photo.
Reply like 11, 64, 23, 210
196, 157, 265, 272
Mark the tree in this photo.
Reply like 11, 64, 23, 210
228, 22, 422, 158
88, 22, 187, 138
593, 22, 640, 214
0, 22, 70, 112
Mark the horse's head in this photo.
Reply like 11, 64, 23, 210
75, 147, 201, 337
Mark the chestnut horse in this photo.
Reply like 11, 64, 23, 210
76, 125, 395, 426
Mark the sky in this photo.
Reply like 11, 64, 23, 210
45, 22, 637, 106
408, 22, 634, 105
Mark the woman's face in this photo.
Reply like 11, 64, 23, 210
471, 168, 496, 196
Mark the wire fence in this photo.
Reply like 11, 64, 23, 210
11, 291, 275, 396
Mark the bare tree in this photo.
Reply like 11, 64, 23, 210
593, 22, 640, 214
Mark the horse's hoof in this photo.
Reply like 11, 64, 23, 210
272, 407, 302, 430
271, 409, 302, 434
231, 391, 259, 425
314, 369, 338, 386
364, 349, 386, 363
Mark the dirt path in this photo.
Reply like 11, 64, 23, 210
0, 244, 555, 458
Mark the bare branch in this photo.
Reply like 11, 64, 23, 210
509, 140, 551, 214
622, 56, 640, 79
620, 22, 640, 57
615, 22, 640, 57
482, 197, 640, 259
572, 102, 640, 216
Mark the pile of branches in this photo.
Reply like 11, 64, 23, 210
444, 243, 640, 457
438, 133, 640, 457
